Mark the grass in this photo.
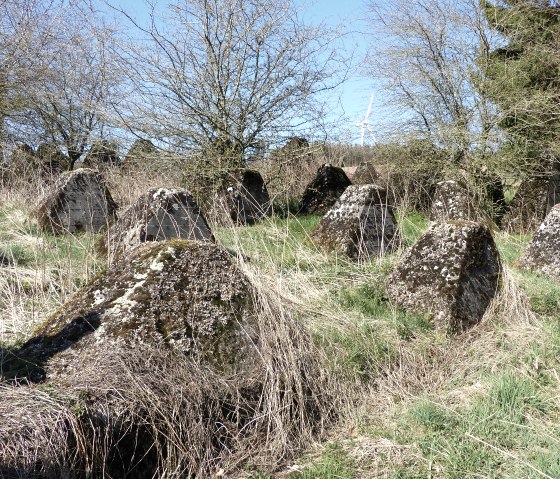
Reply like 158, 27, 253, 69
0, 201, 104, 342
396, 210, 429, 246
212, 208, 560, 479
215, 214, 322, 270
392, 372, 552, 478
4, 177, 560, 479
292, 443, 356, 479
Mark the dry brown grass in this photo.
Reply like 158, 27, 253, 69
350, 264, 541, 432
0, 275, 345, 477
106, 164, 184, 211
2, 160, 547, 478
0, 167, 350, 476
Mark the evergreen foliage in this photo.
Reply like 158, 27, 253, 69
482, 0, 560, 176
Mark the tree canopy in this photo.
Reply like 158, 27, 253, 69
482, 0, 560, 175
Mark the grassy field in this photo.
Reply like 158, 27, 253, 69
216, 213, 560, 478
0, 202, 102, 344
1, 190, 560, 478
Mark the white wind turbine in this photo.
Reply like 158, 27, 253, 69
355, 90, 377, 147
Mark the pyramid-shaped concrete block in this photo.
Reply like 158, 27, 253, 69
429, 180, 481, 223
386, 221, 501, 333
211, 169, 272, 225
312, 184, 399, 259
104, 187, 214, 259
299, 164, 351, 214
37, 168, 117, 234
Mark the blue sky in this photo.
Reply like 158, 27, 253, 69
109, 0, 378, 144
299, 0, 378, 142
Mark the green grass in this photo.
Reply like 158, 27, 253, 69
214, 210, 560, 479
336, 282, 432, 340
291, 443, 356, 479
6, 193, 560, 479
0, 201, 105, 342
391, 374, 550, 478
215, 214, 322, 270
516, 270, 560, 317
0, 242, 30, 265
495, 231, 531, 266
396, 210, 429, 246
215, 211, 432, 385
317, 320, 397, 382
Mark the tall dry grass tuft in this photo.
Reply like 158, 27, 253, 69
360, 264, 540, 423
0, 166, 53, 206
482, 265, 536, 327
0, 205, 102, 342
0, 276, 344, 477
1, 172, 351, 475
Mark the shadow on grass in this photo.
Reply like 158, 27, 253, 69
0, 312, 101, 383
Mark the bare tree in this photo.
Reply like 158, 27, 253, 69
21, 3, 124, 169
0, 1, 124, 170
365, 0, 500, 172
0, 0, 63, 146
115, 0, 348, 170
17, 3, 126, 168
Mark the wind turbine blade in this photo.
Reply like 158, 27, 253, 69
365, 91, 375, 120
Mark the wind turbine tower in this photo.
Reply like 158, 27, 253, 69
355, 90, 377, 147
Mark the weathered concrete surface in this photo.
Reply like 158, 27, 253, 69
503, 173, 560, 233
518, 204, 560, 277
37, 168, 117, 234
11, 240, 258, 380
0, 240, 259, 476
386, 221, 501, 333
0, 240, 327, 478
104, 187, 213, 259
351, 162, 380, 186
429, 180, 481, 223
311, 184, 399, 259
212, 169, 272, 225
299, 164, 351, 215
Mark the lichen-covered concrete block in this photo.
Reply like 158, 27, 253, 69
503, 175, 560, 233
311, 184, 399, 259
104, 187, 213, 259
299, 164, 351, 214
386, 221, 501, 333
37, 168, 117, 234
212, 169, 272, 225
429, 180, 480, 223
518, 204, 560, 277
351, 162, 380, 185
16, 240, 258, 379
